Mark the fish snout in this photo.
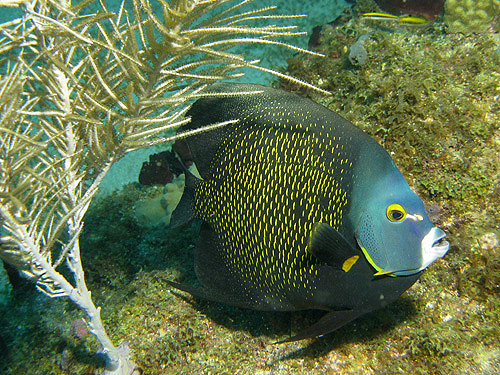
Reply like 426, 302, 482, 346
420, 227, 449, 270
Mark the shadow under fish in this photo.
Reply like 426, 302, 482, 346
169, 83, 449, 342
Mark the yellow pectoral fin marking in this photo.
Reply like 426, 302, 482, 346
342, 255, 359, 272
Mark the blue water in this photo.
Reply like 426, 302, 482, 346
0, 0, 348, 195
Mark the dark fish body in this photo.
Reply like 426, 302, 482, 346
170, 83, 448, 340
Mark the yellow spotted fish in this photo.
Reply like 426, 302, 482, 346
169, 83, 448, 341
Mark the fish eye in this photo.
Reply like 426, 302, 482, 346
386, 203, 407, 223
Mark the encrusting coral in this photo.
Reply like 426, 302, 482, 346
444, 0, 500, 32
135, 174, 185, 227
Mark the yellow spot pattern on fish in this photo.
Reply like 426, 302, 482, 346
193, 104, 352, 306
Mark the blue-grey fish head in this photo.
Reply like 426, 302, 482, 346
350, 152, 449, 276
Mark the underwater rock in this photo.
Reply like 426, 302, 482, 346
349, 34, 371, 66
135, 195, 169, 227
71, 318, 90, 339
138, 142, 193, 186
375, 0, 445, 20
424, 202, 443, 224
138, 151, 173, 186
480, 232, 498, 251
138, 151, 183, 186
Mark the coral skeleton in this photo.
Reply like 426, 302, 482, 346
0, 0, 323, 372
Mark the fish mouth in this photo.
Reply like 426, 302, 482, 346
420, 227, 449, 270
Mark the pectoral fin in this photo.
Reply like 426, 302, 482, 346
307, 223, 360, 271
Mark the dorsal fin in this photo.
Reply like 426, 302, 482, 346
182, 83, 264, 178
182, 82, 361, 178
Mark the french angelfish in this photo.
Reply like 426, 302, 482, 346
169, 83, 449, 341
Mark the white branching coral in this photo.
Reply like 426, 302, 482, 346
0, 0, 324, 373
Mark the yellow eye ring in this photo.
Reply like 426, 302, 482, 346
386, 203, 407, 222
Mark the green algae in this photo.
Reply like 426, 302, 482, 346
284, 13, 500, 223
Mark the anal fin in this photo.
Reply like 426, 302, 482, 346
277, 309, 364, 343
170, 222, 259, 309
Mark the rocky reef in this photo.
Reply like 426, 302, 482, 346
372, 0, 500, 31
374, 0, 445, 20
